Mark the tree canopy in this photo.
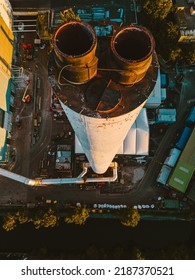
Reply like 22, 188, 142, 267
33, 209, 59, 229
2, 213, 17, 231
120, 208, 140, 227
143, 0, 173, 20
60, 8, 80, 23
65, 207, 90, 225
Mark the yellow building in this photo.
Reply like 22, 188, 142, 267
0, 0, 13, 161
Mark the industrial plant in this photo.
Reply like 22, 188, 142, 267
0, 0, 194, 214
50, 21, 158, 174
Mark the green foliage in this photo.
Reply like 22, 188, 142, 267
2, 209, 59, 231
37, 12, 53, 40
33, 209, 59, 229
2, 213, 17, 231
143, 0, 173, 20
140, 1, 182, 63
60, 8, 80, 23
182, 44, 195, 64
166, 22, 180, 40
65, 207, 90, 225
42, 209, 59, 228
169, 47, 182, 62
120, 208, 140, 227
15, 211, 31, 224
132, 248, 145, 260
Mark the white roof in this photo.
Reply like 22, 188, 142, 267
145, 69, 161, 108
75, 108, 149, 155
0, 0, 12, 29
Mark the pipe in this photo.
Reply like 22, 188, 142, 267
0, 162, 118, 186
77, 165, 88, 178
53, 21, 98, 84
111, 25, 155, 85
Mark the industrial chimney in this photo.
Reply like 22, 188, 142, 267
53, 21, 98, 84
111, 25, 155, 85
50, 22, 158, 174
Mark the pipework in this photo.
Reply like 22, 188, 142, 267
0, 162, 118, 186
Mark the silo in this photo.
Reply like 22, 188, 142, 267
50, 22, 158, 174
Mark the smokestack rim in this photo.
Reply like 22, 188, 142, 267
53, 21, 97, 58
111, 25, 155, 63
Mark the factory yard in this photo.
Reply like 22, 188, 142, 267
0, 1, 195, 217
0, 30, 191, 212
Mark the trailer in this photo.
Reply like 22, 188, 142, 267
186, 106, 195, 125
176, 126, 192, 150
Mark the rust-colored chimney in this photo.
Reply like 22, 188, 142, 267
53, 21, 98, 84
111, 25, 155, 85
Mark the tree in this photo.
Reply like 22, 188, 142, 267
37, 12, 53, 40
60, 8, 80, 23
15, 211, 31, 224
132, 248, 145, 260
33, 209, 59, 229
2, 213, 17, 231
166, 22, 180, 41
120, 208, 140, 227
42, 209, 59, 228
143, 0, 173, 20
182, 44, 195, 64
65, 207, 90, 225
169, 47, 182, 62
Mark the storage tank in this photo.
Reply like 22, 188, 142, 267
50, 22, 158, 174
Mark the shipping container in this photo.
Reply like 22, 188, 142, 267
176, 126, 192, 150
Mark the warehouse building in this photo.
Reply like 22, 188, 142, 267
168, 127, 195, 193
0, 0, 14, 162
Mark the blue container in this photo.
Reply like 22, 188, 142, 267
176, 127, 192, 150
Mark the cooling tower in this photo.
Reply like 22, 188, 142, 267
50, 22, 158, 174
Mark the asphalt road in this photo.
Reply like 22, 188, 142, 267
30, 50, 53, 175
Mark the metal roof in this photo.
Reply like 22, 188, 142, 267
157, 165, 172, 185
0, 126, 6, 160
164, 148, 181, 168
145, 69, 161, 108
0, 14, 13, 111
169, 127, 195, 193
0, 15, 13, 65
